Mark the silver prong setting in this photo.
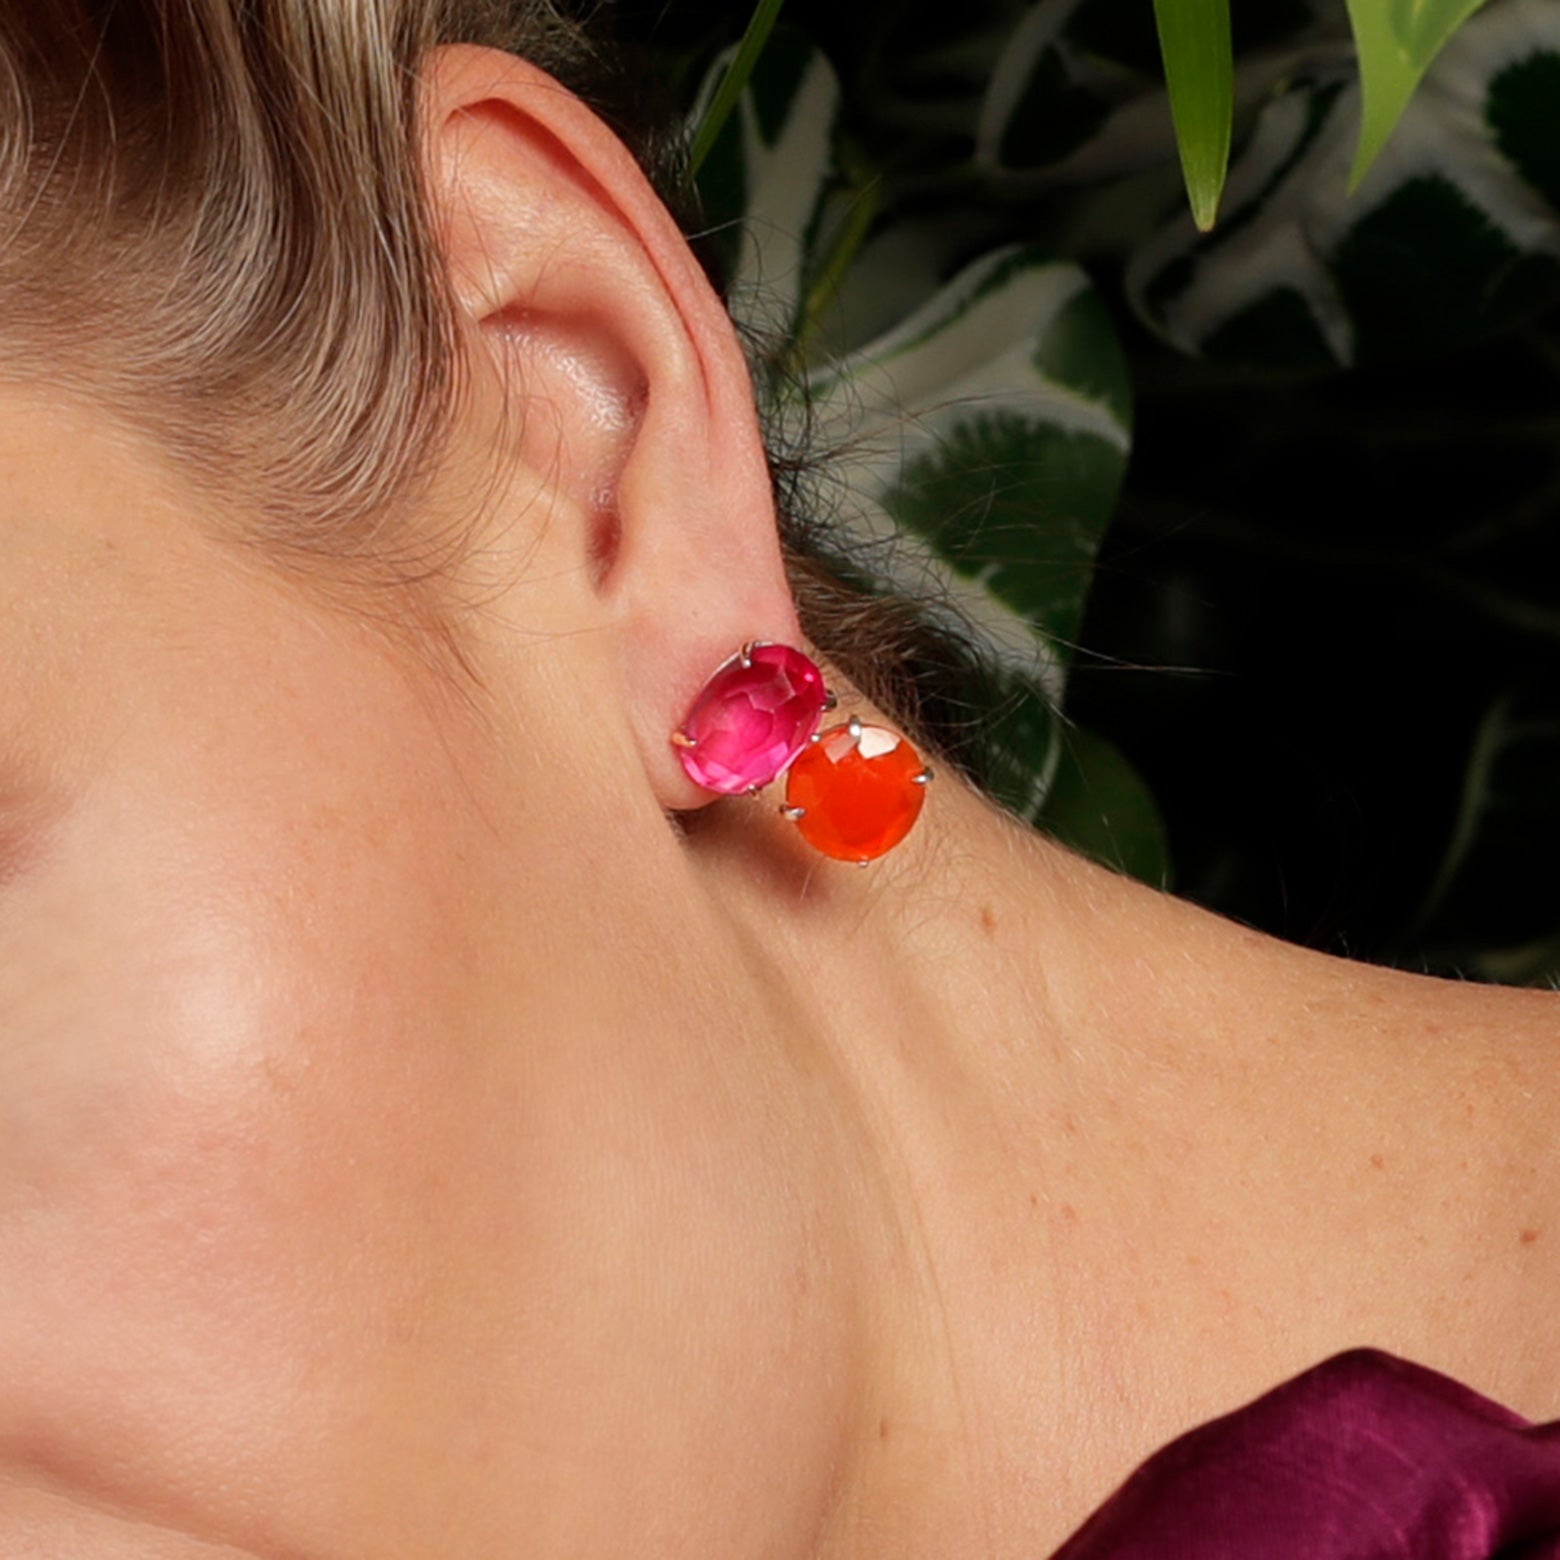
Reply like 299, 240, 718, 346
846, 714, 863, 741
822, 689, 838, 712
670, 730, 697, 749
781, 804, 807, 821
912, 766, 934, 785
738, 639, 759, 668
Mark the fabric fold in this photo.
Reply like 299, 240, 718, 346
1052, 1349, 1560, 1558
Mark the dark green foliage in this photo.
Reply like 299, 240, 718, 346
643, 0, 1560, 983
1035, 277, 1135, 427
1334, 176, 1560, 360
881, 415, 1122, 656
1202, 288, 1338, 368
1071, 307, 1560, 981
998, 48, 1111, 170
1043, 724, 1172, 887
1488, 50, 1560, 210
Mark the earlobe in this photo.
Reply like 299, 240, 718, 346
419, 44, 807, 812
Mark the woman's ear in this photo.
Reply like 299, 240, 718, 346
419, 44, 808, 812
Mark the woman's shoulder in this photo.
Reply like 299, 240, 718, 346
1057, 863, 1560, 1451
1192, 899, 1560, 1415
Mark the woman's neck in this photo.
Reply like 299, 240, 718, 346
680, 744, 1148, 1553
682, 733, 1560, 1556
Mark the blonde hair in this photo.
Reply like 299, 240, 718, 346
0, 2, 624, 569
0, 0, 1001, 781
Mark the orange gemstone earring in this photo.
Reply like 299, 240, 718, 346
671, 641, 933, 865
781, 714, 933, 864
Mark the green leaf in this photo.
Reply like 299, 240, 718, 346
804, 246, 1132, 813
687, 31, 843, 341
1403, 692, 1513, 944
1039, 725, 1172, 886
977, 4, 1114, 179
1401, 692, 1560, 969
1346, 0, 1492, 189
1488, 49, 1560, 210
973, 0, 1323, 195
1127, 9, 1560, 371
979, 678, 1067, 824
1153, 0, 1234, 230
1331, 173, 1560, 360
1469, 933, 1560, 990
688, 0, 788, 177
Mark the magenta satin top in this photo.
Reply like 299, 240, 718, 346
1051, 1350, 1560, 1557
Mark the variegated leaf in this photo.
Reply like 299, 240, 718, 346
800, 246, 1133, 820
1347, 0, 1494, 187
688, 31, 843, 347
1126, 0, 1560, 366
976, 0, 1332, 193
1042, 725, 1172, 885
688, 26, 1147, 834
860, 3, 1028, 143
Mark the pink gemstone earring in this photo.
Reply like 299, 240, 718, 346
671, 640, 933, 864
670, 641, 831, 795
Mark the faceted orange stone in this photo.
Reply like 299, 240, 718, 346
783, 721, 929, 862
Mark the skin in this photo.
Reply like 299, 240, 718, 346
2, 42, 1559, 1560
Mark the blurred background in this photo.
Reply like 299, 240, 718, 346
618, 0, 1560, 984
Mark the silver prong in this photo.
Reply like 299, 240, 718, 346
670, 730, 697, 749
780, 804, 806, 821
808, 731, 822, 744
856, 859, 870, 869
912, 766, 934, 785
822, 689, 838, 712
847, 714, 863, 741
746, 783, 763, 798
739, 639, 759, 668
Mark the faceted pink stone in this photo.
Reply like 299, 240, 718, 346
674, 643, 827, 794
